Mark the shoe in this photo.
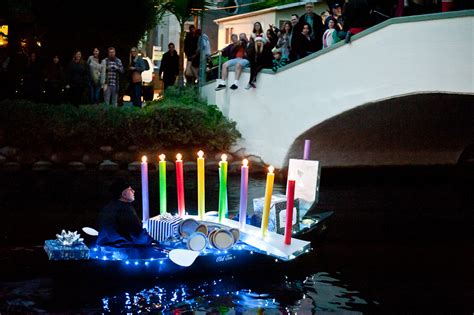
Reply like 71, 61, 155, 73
230, 84, 238, 90
215, 84, 226, 91
245, 84, 251, 90
250, 82, 256, 89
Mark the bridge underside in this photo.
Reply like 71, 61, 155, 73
286, 93, 474, 168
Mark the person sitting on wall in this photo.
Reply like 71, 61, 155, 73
97, 178, 155, 248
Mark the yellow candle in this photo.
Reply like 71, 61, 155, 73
197, 150, 205, 219
261, 165, 275, 237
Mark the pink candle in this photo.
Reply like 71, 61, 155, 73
176, 153, 185, 217
239, 159, 249, 229
284, 179, 296, 245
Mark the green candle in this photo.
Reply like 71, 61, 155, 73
218, 154, 228, 222
159, 154, 167, 215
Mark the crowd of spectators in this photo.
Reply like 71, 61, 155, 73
214, 0, 469, 91
0, 46, 151, 107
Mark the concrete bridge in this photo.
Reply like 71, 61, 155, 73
201, 11, 474, 168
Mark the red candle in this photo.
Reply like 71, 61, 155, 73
176, 153, 185, 217
284, 179, 296, 245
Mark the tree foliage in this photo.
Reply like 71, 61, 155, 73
2, 0, 158, 60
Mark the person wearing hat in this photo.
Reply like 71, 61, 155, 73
326, 3, 344, 31
246, 36, 273, 89
96, 178, 155, 247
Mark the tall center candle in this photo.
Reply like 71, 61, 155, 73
218, 154, 228, 223
239, 159, 249, 229
284, 179, 296, 245
158, 154, 167, 215
261, 165, 275, 237
141, 156, 150, 223
175, 153, 185, 217
197, 150, 205, 220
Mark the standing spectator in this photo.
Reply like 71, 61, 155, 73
293, 23, 317, 60
44, 54, 64, 104
342, 0, 372, 43
101, 47, 124, 107
251, 22, 265, 41
271, 48, 289, 72
23, 52, 43, 102
276, 21, 292, 58
66, 50, 88, 106
222, 34, 239, 59
298, 1, 323, 52
323, 18, 341, 48
192, 29, 211, 84
159, 43, 179, 91
321, 10, 331, 26
266, 28, 278, 49
239, 33, 249, 48
87, 48, 104, 104
289, 14, 300, 61
327, 3, 344, 31
246, 36, 273, 89
215, 40, 249, 91
184, 25, 198, 84
128, 47, 146, 107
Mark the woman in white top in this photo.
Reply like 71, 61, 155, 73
322, 18, 340, 49
87, 48, 104, 104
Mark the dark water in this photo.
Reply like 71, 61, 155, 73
0, 165, 473, 313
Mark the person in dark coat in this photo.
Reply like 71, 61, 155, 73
97, 178, 154, 247
66, 50, 89, 105
246, 36, 273, 89
297, 1, 324, 52
44, 55, 65, 104
23, 52, 43, 102
221, 34, 239, 59
159, 43, 179, 90
184, 25, 198, 83
293, 23, 318, 60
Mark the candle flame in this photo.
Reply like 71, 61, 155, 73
221, 154, 227, 162
159, 154, 166, 161
197, 150, 204, 158
243, 159, 248, 167
141, 155, 147, 163
176, 153, 182, 161
268, 165, 274, 174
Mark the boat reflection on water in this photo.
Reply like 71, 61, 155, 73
101, 272, 375, 313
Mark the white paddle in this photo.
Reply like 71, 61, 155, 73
82, 227, 99, 236
168, 249, 200, 267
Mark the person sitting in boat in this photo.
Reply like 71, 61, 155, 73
97, 178, 155, 247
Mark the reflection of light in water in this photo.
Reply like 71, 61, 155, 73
302, 272, 368, 312
102, 272, 373, 313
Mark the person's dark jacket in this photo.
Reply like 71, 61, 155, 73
297, 13, 324, 52
66, 61, 89, 87
343, 0, 372, 31
44, 62, 64, 88
159, 51, 179, 79
247, 43, 273, 69
293, 33, 318, 60
221, 43, 236, 59
97, 200, 154, 247
184, 32, 198, 60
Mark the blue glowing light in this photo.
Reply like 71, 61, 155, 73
134, 261, 139, 266
145, 261, 149, 266
160, 260, 163, 265
125, 261, 130, 265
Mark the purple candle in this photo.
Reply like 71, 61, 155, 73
239, 159, 249, 229
303, 139, 311, 160
141, 156, 150, 224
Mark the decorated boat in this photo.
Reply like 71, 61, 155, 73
44, 211, 332, 279
44, 145, 330, 277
